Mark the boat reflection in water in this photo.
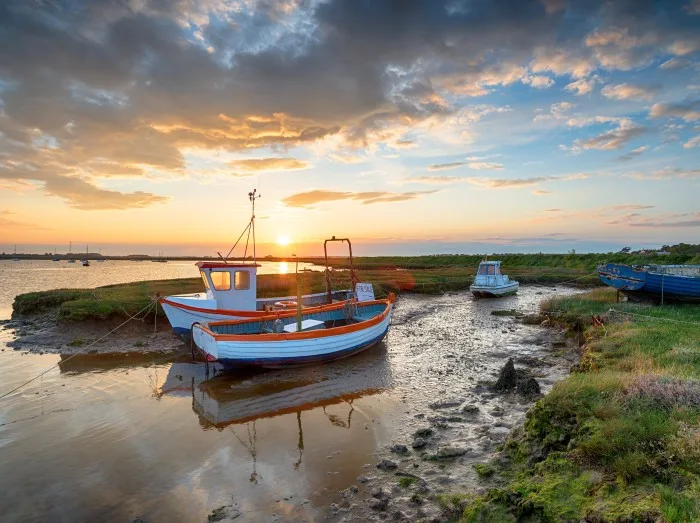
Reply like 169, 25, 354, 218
159, 344, 392, 475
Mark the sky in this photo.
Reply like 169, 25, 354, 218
0, 0, 699, 257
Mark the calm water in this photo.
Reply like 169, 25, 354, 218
0, 262, 578, 522
0, 259, 316, 320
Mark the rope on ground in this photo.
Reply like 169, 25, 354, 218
608, 308, 700, 326
0, 298, 158, 401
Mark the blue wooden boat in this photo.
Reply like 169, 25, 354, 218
597, 263, 700, 304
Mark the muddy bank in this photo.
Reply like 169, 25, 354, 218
0, 310, 185, 355
295, 290, 583, 522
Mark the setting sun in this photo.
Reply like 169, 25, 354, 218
277, 235, 291, 247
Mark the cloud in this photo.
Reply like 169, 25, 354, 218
428, 162, 466, 171
466, 173, 587, 188
618, 145, 649, 161
603, 204, 654, 211
468, 162, 504, 170
532, 190, 551, 195
533, 101, 575, 122
625, 168, 700, 180
659, 58, 690, 70
684, 135, 700, 149
522, 75, 555, 89
564, 76, 600, 95
630, 218, 700, 228
228, 157, 311, 174
686, 0, 700, 15
650, 101, 700, 121
601, 83, 660, 101
0, 0, 699, 215
571, 118, 646, 151
43, 176, 169, 210
282, 189, 438, 208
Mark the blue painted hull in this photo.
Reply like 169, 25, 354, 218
598, 263, 700, 304
216, 326, 389, 369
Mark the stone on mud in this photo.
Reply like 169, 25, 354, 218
461, 404, 479, 414
390, 444, 409, 455
518, 377, 541, 395
377, 459, 398, 470
412, 437, 428, 449
494, 358, 518, 391
413, 427, 434, 438
369, 498, 389, 511
436, 446, 467, 458
427, 399, 462, 410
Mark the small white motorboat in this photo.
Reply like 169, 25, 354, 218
470, 260, 519, 298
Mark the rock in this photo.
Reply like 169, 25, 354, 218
369, 498, 389, 511
330, 503, 340, 514
409, 494, 424, 505
358, 474, 371, 483
428, 399, 462, 410
494, 358, 518, 391
518, 377, 541, 396
461, 404, 479, 414
371, 487, 388, 499
412, 437, 428, 449
413, 427, 434, 438
435, 446, 468, 459
490, 406, 505, 417
390, 444, 409, 455
377, 459, 398, 470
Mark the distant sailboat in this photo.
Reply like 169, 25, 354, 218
152, 250, 167, 263
67, 242, 76, 263
52, 248, 60, 262
12, 244, 19, 261
82, 244, 90, 266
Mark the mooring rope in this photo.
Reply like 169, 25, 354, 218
0, 298, 159, 401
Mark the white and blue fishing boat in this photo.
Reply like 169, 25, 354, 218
470, 260, 519, 298
597, 263, 700, 304
191, 294, 394, 369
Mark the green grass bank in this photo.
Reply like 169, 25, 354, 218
11, 256, 609, 321
455, 288, 700, 522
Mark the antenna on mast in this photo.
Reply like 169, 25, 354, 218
249, 189, 261, 264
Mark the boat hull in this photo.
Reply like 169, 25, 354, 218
598, 263, 700, 304
470, 282, 519, 298
192, 300, 393, 369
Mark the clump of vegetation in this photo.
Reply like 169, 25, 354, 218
398, 476, 417, 488
69, 338, 85, 347
460, 288, 700, 522
473, 462, 496, 477
491, 309, 522, 317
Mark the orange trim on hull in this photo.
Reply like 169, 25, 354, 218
196, 294, 394, 342
159, 297, 349, 318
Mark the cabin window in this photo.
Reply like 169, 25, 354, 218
479, 265, 496, 275
234, 270, 251, 290
210, 271, 231, 291
200, 270, 211, 291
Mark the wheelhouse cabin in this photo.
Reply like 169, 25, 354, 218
196, 262, 258, 311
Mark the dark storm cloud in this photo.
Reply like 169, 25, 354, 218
0, 0, 697, 208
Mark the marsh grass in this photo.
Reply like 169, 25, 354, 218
462, 289, 700, 522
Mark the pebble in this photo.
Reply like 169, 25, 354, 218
412, 438, 428, 449
376, 459, 398, 470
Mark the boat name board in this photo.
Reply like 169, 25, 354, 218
355, 283, 375, 302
